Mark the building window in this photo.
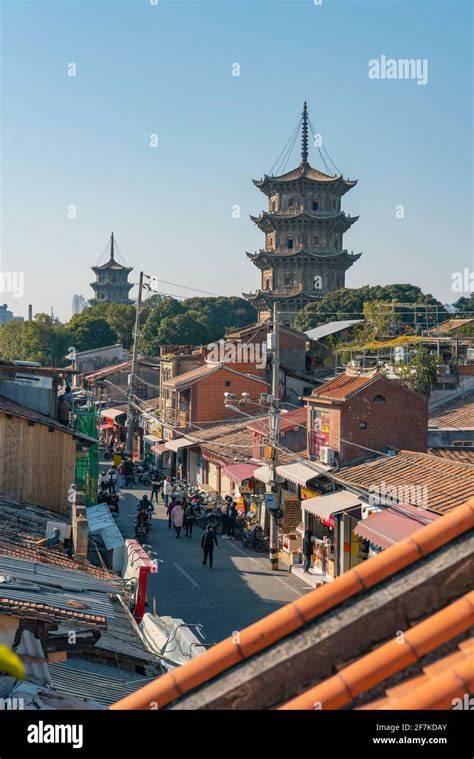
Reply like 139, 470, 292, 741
224, 380, 231, 387
284, 275, 292, 286
288, 198, 294, 208
359, 421, 368, 429
286, 238, 294, 249
314, 236, 319, 245
271, 201, 276, 212
312, 201, 319, 211
372, 394, 386, 403
453, 440, 474, 447
265, 278, 271, 290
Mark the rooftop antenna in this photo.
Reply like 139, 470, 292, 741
110, 231, 115, 260
301, 101, 309, 165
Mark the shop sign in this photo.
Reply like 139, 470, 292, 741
163, 428, 174, 441
322, 516, 335, 528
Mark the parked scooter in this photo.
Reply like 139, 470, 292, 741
242, 524, 268, 552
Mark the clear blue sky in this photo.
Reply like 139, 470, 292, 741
1, 0, 472, 320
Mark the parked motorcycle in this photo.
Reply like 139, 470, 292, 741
242, 524, 268, 552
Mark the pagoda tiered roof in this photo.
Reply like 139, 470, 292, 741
246, 248, 362, 267
251, 209, 359, 233
253, 161, 357, 196
92, 257, 133, 274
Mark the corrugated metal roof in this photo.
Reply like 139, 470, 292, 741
305, 320, 362, 341
86, 504, 124, 550
48, 658, 155, 706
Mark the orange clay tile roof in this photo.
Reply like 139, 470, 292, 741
280, 591, 474, 710
429, 391, 474, 429
428, 447, 474, 466
357, 637, 474, 710
428, 317, 474, 334
109, 498, 474, 710
163, 363, 268, 391
337, 451, 474, 515
308, 370, 381, 402
246, 407, 307, 435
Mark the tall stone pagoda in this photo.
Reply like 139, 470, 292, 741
89, 232, 134, 305
244, 103, 361, 325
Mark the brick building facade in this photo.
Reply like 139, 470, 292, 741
305, 370, 428, 467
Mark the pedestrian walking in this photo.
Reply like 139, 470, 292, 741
107, 468, 117, 494
98, 470, 108, 491
227, 501, 238, 540
221, 496, 231, 536
163, 476, 172, 508
303, 529, 314, 574
184, 501, 196, 538
118, 461, 126, 489
167, 496, 177, 529
171, 501, 184, 538
150, 472, 160, 503
201, 525, 218, 568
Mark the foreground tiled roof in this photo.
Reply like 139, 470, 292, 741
428, 318, 474, 334
163, 363, 268, 391
429, 391, 474, 429
309, 370, 380, 402
337, 451, 474, 515
428, 447, 474, 466
110, 499, 474, 710
281, 595, 474, 711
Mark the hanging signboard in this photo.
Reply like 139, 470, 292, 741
264, 493, 278, 510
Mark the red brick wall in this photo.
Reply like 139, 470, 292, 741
307, 376, 428, 466
339, 376, 428, 465
192, 369, 269, 424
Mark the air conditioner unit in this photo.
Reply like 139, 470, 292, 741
320, 446, 335, 465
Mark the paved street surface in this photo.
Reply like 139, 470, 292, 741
114, 480, 311, 646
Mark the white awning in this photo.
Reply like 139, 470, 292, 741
143, 434, 164, 444
253, 465, 284, 485
276, 461, 329, 486
302, 490, 361, 520
165, 437, 195, 453
101, 406, 128, 421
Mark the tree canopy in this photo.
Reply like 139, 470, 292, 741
294, 285, 448, 332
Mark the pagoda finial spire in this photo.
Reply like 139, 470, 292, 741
110, 231, 115, 260
301, 101, 309, 165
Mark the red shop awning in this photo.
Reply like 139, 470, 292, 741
353, 504, 439, 550
151, 443, 168, 455
222, 463, 258, 485
99, 423, 113, 431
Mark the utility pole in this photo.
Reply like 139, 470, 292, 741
125, 271, 144, 457
268, 302, 280, 571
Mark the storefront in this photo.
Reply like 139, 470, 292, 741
164, 437, 194, 479
142, 434, 165, 465
99, 406, 128, 450
151, 442, 171, 473
353, 503, 439, 558
301, 490, 362, 578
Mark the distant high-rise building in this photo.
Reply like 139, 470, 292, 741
89, 232, 133, 306
0, 304, 24, 325
72, 294, 87, 316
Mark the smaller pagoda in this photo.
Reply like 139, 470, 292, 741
89, 233, 134, 305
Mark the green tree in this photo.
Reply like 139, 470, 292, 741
153, 313, 210, 347
103, 304, 136, 349
0, 320, 26, 361
294, 285, 447, 332
453, 294, 474, 314
68, 314, 117, 352
397, 347, 441, 397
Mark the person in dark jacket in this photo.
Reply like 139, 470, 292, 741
184, 501, 195, 538
303, 530, 313, 574
227, 502, 238, 540
201, 525, 218, 568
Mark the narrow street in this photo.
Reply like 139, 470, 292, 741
114, 480, 311, 646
